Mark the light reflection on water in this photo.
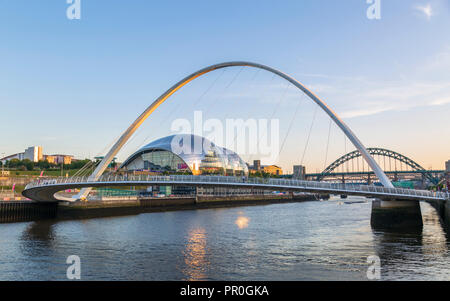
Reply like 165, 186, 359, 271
235, 213, 250, 229
182, 228, 209, 281
0, 198, 449, 280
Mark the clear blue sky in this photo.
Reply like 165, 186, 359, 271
1, 0, 449, 172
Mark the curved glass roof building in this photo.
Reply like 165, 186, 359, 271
121, 134, 248, 176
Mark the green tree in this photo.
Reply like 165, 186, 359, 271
37, 160, 51, 170
23, 159, 34, 171
7, 159, 20, 168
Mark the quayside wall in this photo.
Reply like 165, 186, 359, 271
0, 201, 58, 223
1, 194, 319, 223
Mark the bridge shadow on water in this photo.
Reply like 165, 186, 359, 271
20, 220, 58, 257
21, 220, 56, 242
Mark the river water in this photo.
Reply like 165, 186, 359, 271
0, 197, 449, 280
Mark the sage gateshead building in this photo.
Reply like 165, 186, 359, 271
120, 134, 249, 177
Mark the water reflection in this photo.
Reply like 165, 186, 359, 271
235, 216, 250, 229
21, 220, 56, 244
371, 202, 449, 280
0, 198, 448, 280
182, 227, 210, 281
234, 210, 250, 229
372, 228, 422, 266
420, 203, 448, 255
18, 220, 58, 263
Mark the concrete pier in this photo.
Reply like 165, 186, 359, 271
371, 199, 423, 230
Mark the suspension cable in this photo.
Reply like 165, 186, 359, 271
300, 105, 319, 166
247, 79, 289, 164
137, 68, 227, 149
70, 135, 118, 179
203, 66, 244, 117
278, 92, 304, 157
116, 68, 228, 164
194, 68, 227, 108
323, 118, 332, 170
229, 68, 264, 153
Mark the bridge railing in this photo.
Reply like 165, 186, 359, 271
24, 174, 449, 200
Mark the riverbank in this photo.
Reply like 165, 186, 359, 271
1, 193, 319, 223
57, 194, 318, 220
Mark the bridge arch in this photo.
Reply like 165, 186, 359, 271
79, 61, 393, 199
317, 148, 439, 184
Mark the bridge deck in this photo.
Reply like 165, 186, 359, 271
23, 175, 449, 203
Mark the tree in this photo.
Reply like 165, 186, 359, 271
23, 159, 34, 171
37, 160, 51, 170
65, 159, 91, 170
6, 159, 20, 169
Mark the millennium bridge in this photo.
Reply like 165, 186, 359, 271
23, 174, 449, 203
21, 61, 449, 229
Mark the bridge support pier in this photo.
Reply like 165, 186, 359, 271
371, 199, 422, 230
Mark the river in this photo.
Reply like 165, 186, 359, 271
0, 197, 449, 280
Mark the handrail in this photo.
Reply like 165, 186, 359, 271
24, 175, 448, 200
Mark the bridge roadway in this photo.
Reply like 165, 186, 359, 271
23, 175, 450, 203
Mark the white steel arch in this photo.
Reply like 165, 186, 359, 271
77, 61, 393, 200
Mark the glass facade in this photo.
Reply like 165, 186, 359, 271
122, 134, 248, 176
141, 150, 189, 173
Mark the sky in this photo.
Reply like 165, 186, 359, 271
0, 0, 449, 173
